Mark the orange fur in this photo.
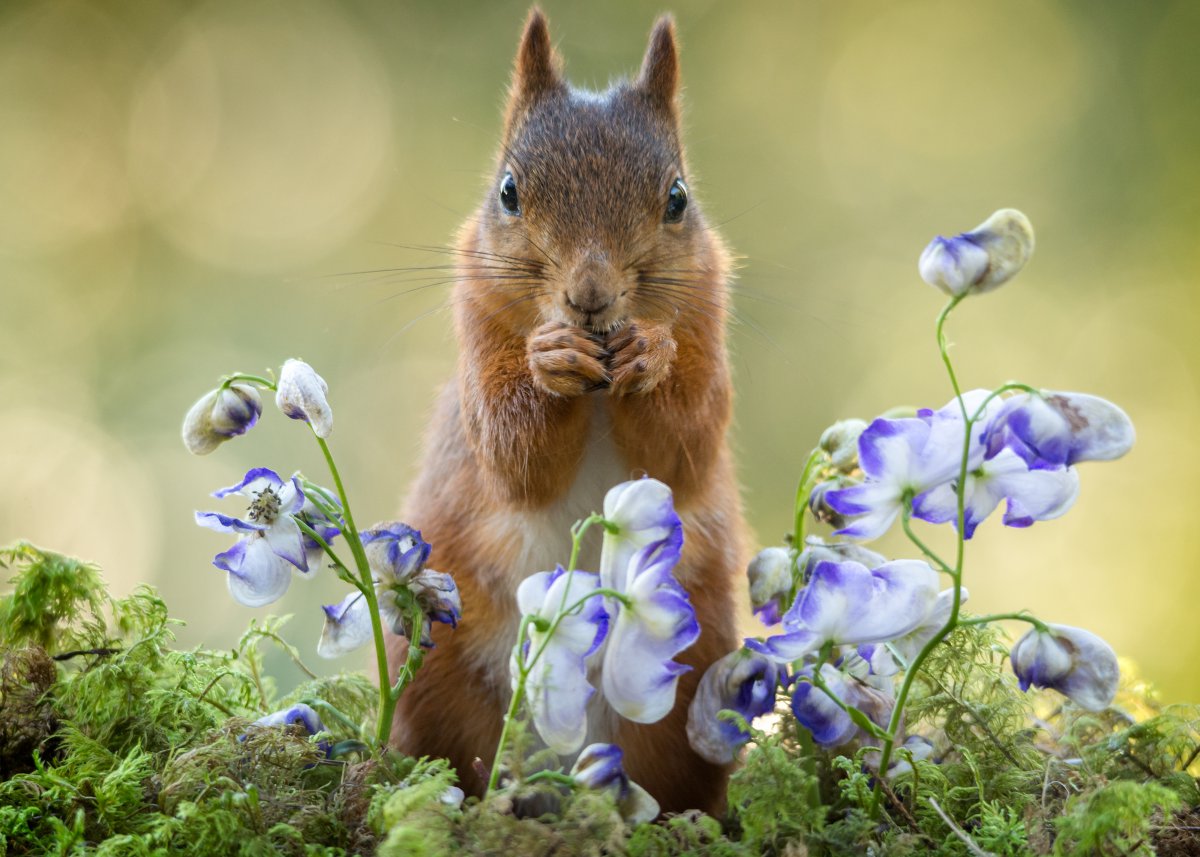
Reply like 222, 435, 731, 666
389, 9, 746, 814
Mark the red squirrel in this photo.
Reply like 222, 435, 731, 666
389, 9, 746, 814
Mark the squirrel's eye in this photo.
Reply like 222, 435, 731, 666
499, 171, 521, 216
664, 178, 688, 224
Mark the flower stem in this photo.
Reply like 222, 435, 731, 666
790, 447, 826, 596
223, 372, 276, 390
872, 295, 970, 814
959, 611, 1049, 633
486, 514, 604, 795
312, 433, 396, 752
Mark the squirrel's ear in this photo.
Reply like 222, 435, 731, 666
636, 15, 680, 118
506, 8, 562, 123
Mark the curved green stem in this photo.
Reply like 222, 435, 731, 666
789, 447, 826, 601
900, 507, 954, 576
222, 372, 276, 390
311, 433, 395, 751
960, 611, 1050, 633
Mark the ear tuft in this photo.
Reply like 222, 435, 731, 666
637, 15, 680, 114
511, 8, 561, 106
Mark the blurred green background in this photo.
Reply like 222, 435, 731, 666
2, 0, 1198, 702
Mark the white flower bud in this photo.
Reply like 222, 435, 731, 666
181, 383, 262, 455
276, 359, 333, 438
819, 418, 868, 472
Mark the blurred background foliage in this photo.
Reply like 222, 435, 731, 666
2, 0, 1198, 702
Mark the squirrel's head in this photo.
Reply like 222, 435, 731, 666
466, 8, 726, 335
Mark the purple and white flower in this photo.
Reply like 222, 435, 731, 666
248, 702, 331, 757
182, 383, 263, 455
195, 468, 310, 607
1010, 623, 1119, 711
513, 566, 608, 754
985, 391, 1135, 469
755, 558, 940, 664
747, 547, 792, 626
602, 537, 700, 723
791, 664, 894, 749
686, 648, 779, 764
918, 208, 1035, 297
599, 477, 682, 595
317, 524, 460, 657
824, 391, 997, 541
911, 447, 1080, 538
276, 359, 333, 438
570, 743, 660, 824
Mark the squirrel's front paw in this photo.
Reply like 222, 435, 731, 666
607, 322, 676, 396
527, 321, 610, 397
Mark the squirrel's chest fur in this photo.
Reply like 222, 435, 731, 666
495, 398, 625, 586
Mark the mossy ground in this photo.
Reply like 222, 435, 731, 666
1, 543, 1196, 856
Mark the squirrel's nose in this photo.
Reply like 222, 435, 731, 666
565, 291, 615, 316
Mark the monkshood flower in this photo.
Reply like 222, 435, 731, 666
182, 383, 262, 455
859, 587, 968, 676
911, 446, 1079, 538
686, 648, 779, 764
246, 702, 331, 757
824, 391, 997, 541
317, 524, 461, 657
791, 664, 894, 749
985, 391, 1136, 469
919, 208, 1035, 297
1010, 623, 1119, 711
570, 743, 660, 824
276, 358, 333, 438
195, 468, 310, 607
602, 537, 700, 723
754, 559, 939, 664
599, 477, 682, 595
512, 566, 608, 754
747, 547, 791, 626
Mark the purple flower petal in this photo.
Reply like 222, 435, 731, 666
317, 590, 374, 657
600, 477, 683, 594
602, 540, 699, 723
217, 537, 293, 608
194, 510, 264, 535
687, 648, 779, 764
212, 467, 284, 499
516, 567, 608, 755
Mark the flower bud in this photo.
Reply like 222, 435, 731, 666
276, 359, 333, 437
570, 743, 660, 824
687, 648, 778, 764
1009, 623, 1119, 711
808, 481, 847, 529
919, 208, 1034, 297
181, 383, 262, 455
747, 547, 792, 625
819, 418, 868, 472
